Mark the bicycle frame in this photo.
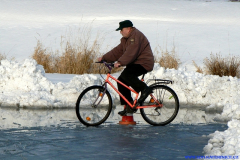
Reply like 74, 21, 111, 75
103, 73, 163, 109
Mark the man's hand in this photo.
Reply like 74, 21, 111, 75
114, 62, 121, 68
97, 57, 102, 62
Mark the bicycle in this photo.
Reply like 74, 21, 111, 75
76, 61, 179, 126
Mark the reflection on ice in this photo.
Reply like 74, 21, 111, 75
0, 103, 225, 129
0, 108, 78, 129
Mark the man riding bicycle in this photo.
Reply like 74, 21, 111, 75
98, 20, 154, 116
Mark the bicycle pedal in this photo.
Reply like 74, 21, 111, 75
133, 109, 138, 113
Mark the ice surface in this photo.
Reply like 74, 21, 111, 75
0, 123, 228, 160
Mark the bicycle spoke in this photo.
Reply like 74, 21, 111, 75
140, 85, 179, 126
76, 86, 112, 126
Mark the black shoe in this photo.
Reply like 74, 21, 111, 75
118, 103, 138, 116
126, 105, 138, 114
118, 108, 127, 116
138, 86, 153, 103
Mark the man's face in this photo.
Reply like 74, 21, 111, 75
120, 27, 131, 38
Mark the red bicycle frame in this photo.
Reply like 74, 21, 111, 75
104, 73, 163, 109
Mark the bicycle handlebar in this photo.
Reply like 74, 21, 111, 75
95, 61, 114, 72
96, 61, 147, 82
96, 61, 114, 66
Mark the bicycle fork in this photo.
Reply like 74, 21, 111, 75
91, 84, 108, 108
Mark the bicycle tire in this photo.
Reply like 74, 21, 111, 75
140, 85, 179, 126
76, 85, 112, 126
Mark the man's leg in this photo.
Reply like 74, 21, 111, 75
120, 64, 148, 93
117, 73, 135, 116
117, 64, 149, 116
117, 76, 133, 105
120, 64, 153, 105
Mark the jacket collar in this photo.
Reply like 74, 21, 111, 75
122, 27, 136, 40
129, 27, 136, 37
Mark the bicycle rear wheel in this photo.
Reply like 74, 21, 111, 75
76, 85, 112, 126
140, 85, 179, 126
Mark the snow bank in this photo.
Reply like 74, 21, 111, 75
204, 119, 240, 156
203, 104, 240, 156
0, 59, 119, 108
1, 59, 239, 121
0, 59, 57, 107
147, 65, 240, 106
1, 59, 240, 109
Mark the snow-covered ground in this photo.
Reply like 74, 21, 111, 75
1, 0, 240, 157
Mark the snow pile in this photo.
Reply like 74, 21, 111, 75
1, 59, 240, 109
52, 74, 103, 106
0, 59, 111, 108
204, 119, 240, 156
0, 59, 56, 107
147, 64, 240, 106
213, 104, 240, 122
203, 104, 240, 156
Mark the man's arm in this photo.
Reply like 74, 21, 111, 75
102, 43, 123, 63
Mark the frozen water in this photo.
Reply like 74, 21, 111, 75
0, 106, 228, 159
0, 118, 227, 160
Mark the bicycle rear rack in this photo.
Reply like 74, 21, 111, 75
146, 77, 173, 86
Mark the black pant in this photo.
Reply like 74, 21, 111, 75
117, 64, 148, 105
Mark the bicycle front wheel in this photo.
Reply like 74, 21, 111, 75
76, 85, 112, 126
140, 85, 179, 126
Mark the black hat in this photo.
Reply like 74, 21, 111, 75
116, 20, 133, 31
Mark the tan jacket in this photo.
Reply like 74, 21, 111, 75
102, 28, 154, 71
